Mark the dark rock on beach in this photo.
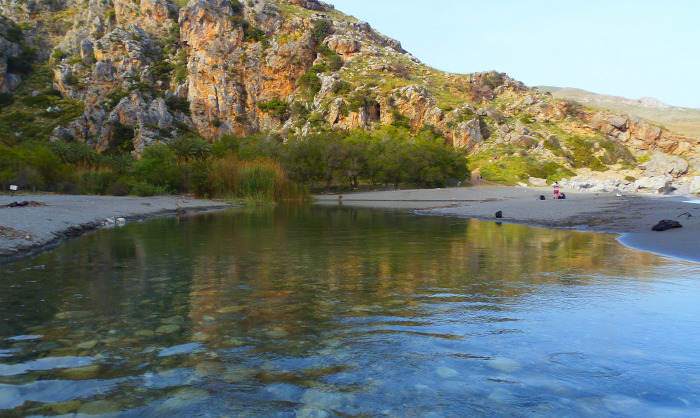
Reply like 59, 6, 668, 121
652, 219, 682, 231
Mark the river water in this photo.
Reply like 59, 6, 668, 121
1, 205, 699, 416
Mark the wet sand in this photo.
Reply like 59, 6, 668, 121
315, 186, 700, 263
0, 194, 232, 261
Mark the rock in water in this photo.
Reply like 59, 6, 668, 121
495, 211, 503, 218
651, 219, 682, 231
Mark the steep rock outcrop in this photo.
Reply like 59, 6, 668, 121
589, 112, 700, 156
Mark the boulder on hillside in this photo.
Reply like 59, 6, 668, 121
504, 133, 536, 148
528, 177, 547, 186
634, 175, 673, 194
642, 152, 689, 178
689, 176, 700, 196
290, 0, 325, 11
590, 113, 628, 138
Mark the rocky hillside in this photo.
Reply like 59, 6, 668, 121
539, 86, 700, 138
1, 0, 699, 193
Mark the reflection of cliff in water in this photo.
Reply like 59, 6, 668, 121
174, 205, 666, 348
0, 205, 664, 343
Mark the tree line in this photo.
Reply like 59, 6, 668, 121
0, 125, 470, 200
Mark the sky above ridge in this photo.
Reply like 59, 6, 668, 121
327, 0, 700, 109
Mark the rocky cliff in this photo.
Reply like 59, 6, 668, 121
1, 0, 699, 188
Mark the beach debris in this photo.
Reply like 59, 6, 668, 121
1, 201, 47, 208
678, 212, 694, 219
116, 218, 126, 226
651, 220, 682, 231
103, 217, 116, 226
538, 195, 546, 200
495, 211, 503, 218
0, 226, 23, 239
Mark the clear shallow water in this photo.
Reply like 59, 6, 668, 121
0, 205, 699, 416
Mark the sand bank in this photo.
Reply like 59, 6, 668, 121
0, 194, 232, 261
315, 186, 700, 263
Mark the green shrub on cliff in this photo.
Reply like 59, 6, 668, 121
298, 72, 321, 96
312, 19, 331, 44
258, 99, 290, 120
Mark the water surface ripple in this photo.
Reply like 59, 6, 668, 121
0, 205, 699, 416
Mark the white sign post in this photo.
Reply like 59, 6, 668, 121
9, 185, 17, 197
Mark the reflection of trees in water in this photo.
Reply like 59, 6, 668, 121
172, 206, 666, 351
0, 206, 668, 351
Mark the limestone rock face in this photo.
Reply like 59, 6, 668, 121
3, 0, 698, 183
589, 112, 698, 157
326, 35, 359, 57
452, 118, 482, 151
390, 85, 437, 128
289, 0, 325, 11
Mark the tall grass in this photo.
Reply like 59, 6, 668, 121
205, 156, 306, 200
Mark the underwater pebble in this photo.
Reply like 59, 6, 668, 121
296, 407, 333, 418
222, 366, 257, 382
488, 358, 521, 373
47, 400, 81, 414
77, 340, 99, 350
77, 400, 121, 415
162, 316, 184, 325
216, 305, 247, 314
436, 366, 459, 378
135, 330, 155, 337
158, 343, 203, 357
191, 332, 211, 342
158, 388, 210, 412
6, 335, 43, 341
155, 325, 181, 335
0, 387, 23, 410
266, 326, 289, 338
301, 389, 346, 410
61, 364, 101, 380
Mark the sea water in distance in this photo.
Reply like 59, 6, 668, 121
0, 205, 699, 416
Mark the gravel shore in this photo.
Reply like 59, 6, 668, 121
315, 186, 700, 263
0, 194, 232, 261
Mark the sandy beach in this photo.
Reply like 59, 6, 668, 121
0, 194, 232, 261
315, 186, 700, 263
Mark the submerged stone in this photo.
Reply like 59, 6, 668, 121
77, 340, 99, 350
265, 326, 289, 338
436, 366, 459, 378
191, 332, 211, 342
158, 343, 203, 357
47, 400, 81, 414
162, 315, 185, 325
155, 325, 181, 335
0, 387, 22, 410
488, 358, 521, 373
77, 400, 121, 414
61, 364, 101, 380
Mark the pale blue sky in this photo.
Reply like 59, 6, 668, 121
327, 0, 700, 108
